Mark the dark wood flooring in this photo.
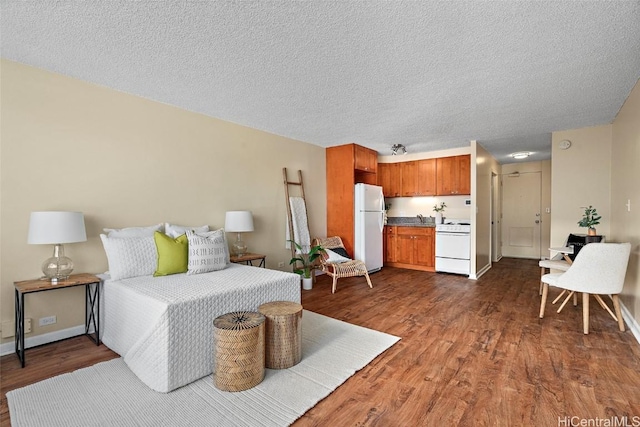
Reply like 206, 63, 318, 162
2, 258, 640, 427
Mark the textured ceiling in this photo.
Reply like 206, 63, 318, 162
2, 1, 639, 164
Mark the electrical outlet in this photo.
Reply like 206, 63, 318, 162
39, 315, 57, 326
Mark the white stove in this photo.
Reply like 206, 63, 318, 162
435, 223, 471, 233
435, 220, 471, 275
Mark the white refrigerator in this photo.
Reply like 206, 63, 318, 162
354, 183, 385, 273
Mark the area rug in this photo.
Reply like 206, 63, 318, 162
8, 310, 399, 427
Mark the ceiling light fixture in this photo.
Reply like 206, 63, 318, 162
510, 151, 531, 160
391, 144, 407, 155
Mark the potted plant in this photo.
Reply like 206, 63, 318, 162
433, 202, 447, 224
577, 205, 601, 236
289, 240, 325, 290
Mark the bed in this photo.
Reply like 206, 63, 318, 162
99, 264, 300, 392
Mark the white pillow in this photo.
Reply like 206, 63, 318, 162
100, 234, 157, 280
186, 229, 228, 275
103, 224, 164, 238
165, 223, 209, 239
325, 248, 351, 263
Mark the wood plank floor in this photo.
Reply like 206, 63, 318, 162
2, 258, 640, 426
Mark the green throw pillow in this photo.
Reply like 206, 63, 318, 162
153, 231, 188, 276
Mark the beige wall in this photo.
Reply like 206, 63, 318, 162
550, 125, 612, 246
0, 60, 326, 344
611, 79, 640, 323
474, 142, 501, 277
501, 160, 552, 259
550, 79, 640, 329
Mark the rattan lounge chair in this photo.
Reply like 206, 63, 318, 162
312, 236, 373, 294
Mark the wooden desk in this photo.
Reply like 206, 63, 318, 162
14, 273, 101, 367
230, 253, 266, 268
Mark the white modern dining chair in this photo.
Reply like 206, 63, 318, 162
538, 257, 570, 295
539, 242, 631, 334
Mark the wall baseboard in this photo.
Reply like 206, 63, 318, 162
0, 324, 86, 357
620, 301, 640, 346
473, 263, 492, 280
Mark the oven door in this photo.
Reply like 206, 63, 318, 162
435, 231, 470, 260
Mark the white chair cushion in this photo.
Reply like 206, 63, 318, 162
539, 259, 570, 272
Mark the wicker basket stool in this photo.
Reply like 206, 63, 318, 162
258, 301, 303, 369
213, 311, 265, 392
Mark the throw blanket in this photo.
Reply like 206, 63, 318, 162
286, 196, 311, 253
101, 264, 300, 392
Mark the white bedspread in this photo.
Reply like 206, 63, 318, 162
101, 264, 300, 392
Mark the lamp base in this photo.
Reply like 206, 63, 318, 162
233, 233, 248, 257
42, 244, 74, 283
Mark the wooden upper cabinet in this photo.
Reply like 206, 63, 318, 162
354, 145, 377, 174
400, 159, 436, 197
456, 155, 471, 195
416, 159, 436, 196
400, 161, 417, 196
436, 155, 471, 195
378, 163, 401, 198
326, 143, 378, 255
381, 155, 468, 198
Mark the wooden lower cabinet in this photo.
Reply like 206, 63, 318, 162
384, 226, 435, 272
383, 226, 397, 263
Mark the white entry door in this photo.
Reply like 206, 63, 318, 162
501, 171, 541, 259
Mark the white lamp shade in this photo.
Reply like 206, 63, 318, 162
224, 211, 254, 233
28, 211, 87, 244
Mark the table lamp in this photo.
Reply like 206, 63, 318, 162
224, 211, 254, 257
27, 211, 87, 283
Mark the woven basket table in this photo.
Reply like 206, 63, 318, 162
213, 311, 265, 392
258, 301, 303, 369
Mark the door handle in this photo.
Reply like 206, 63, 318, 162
535, 220, 540, 224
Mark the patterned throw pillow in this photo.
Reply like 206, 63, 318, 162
186, 229, 229, 275
100, 234, 157, 280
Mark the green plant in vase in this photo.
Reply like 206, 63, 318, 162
433, 202, 447, 224
577, 205, 601, 236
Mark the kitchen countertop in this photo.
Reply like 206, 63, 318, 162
386, 217, 436, 228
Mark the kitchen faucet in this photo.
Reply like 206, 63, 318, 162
417, 214, 425, 224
